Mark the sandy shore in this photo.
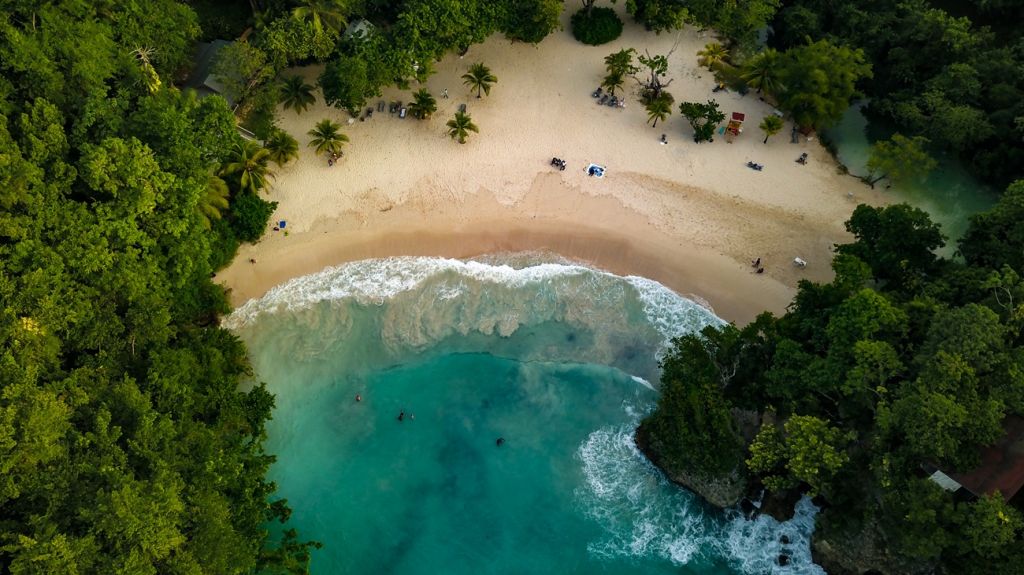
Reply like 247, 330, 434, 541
218, 5, 885, 324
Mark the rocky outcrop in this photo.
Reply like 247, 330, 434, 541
811, 512, 935, 575
635, 424, 746, 508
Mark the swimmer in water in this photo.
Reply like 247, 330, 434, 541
398, 410, 405, 422
496, 437, 505, 446
355, 394, 362, 402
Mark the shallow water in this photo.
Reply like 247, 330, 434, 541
824, 104, 996, 251
227, 256, 825, 574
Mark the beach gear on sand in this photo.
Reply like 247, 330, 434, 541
586, 164, 606, 178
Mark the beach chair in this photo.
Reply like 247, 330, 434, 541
399, 107, 407, 119
458, 103, 467, 113
598, 94, 609, 105
592, 87, 603, 98
378, 101, 385, 112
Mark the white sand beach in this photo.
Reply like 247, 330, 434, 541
218, 5, 885, 324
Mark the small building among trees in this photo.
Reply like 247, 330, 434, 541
927, 416, 1024, 502
182, 40, 234, 107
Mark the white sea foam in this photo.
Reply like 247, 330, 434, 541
630, 375, 656, 391
224, 257, 723, 354
576, 405, 825, 573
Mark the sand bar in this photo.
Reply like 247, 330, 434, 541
219, 6, 886, 325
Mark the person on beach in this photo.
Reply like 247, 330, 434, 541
398, 410, 405, 422
752, 257, 761, 267
443, 88, 448, 99
756, 268, 765, 274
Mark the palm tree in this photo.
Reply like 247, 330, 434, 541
601, 70, 624, 97
604, 48, 637, 77
264, 129, 299, 166
645, 93, 675, 128
461, 63, 497, 99
197, 170, 230, 228
446, 111, 479, 144
221, 140, 274, 194
292, 0, 347, 35
131, 47, 161, 94
697, 43, 729, 72
407, 88, 437, 120
307, 119, 349, 156
759, 115, 785, 144
741, 49, 782, 96
280, 75, 316, 113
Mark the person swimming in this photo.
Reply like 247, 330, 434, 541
398, 410, 405, 422
496, 437, 505, 446
355, 394, 362, 402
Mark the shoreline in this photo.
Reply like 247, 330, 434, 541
220, 7, 886, 326
220, 171, 819, 325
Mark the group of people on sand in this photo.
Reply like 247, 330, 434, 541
751, 257, 765, 274
355, 393, 505, 446
327, 151, 342, 167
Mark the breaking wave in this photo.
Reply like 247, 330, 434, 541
577, 405, 825, 574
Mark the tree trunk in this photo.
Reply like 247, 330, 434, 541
763, 134, 770, 144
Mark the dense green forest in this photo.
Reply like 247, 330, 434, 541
0, 1, 301, 573
641, 184, 1024, 573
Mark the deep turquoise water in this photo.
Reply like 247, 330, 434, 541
824, 104, 996, 250
227, 256, 824, 574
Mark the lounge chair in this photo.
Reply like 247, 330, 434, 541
598, 94, 609, 105
458, 103, 467, 113
389, 102, 398, 114
592, 87, 603, 98
399, 107, 407, 119
607, 96, 618, 107
378, 101, 386, 112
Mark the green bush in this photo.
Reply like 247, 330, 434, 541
571, 7, 623, 46
230, 192, 278, 243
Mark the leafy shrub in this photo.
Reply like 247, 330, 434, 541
230, 192, 278, 243
209, 217, 241, 270
571, 7, 623, 46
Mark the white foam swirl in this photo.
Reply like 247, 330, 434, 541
576, 406, 825, 574
224, 257, 724, 349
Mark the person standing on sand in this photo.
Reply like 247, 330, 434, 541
443, 88, 449, 99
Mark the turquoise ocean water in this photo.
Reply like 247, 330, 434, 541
225, 256, 825, 574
